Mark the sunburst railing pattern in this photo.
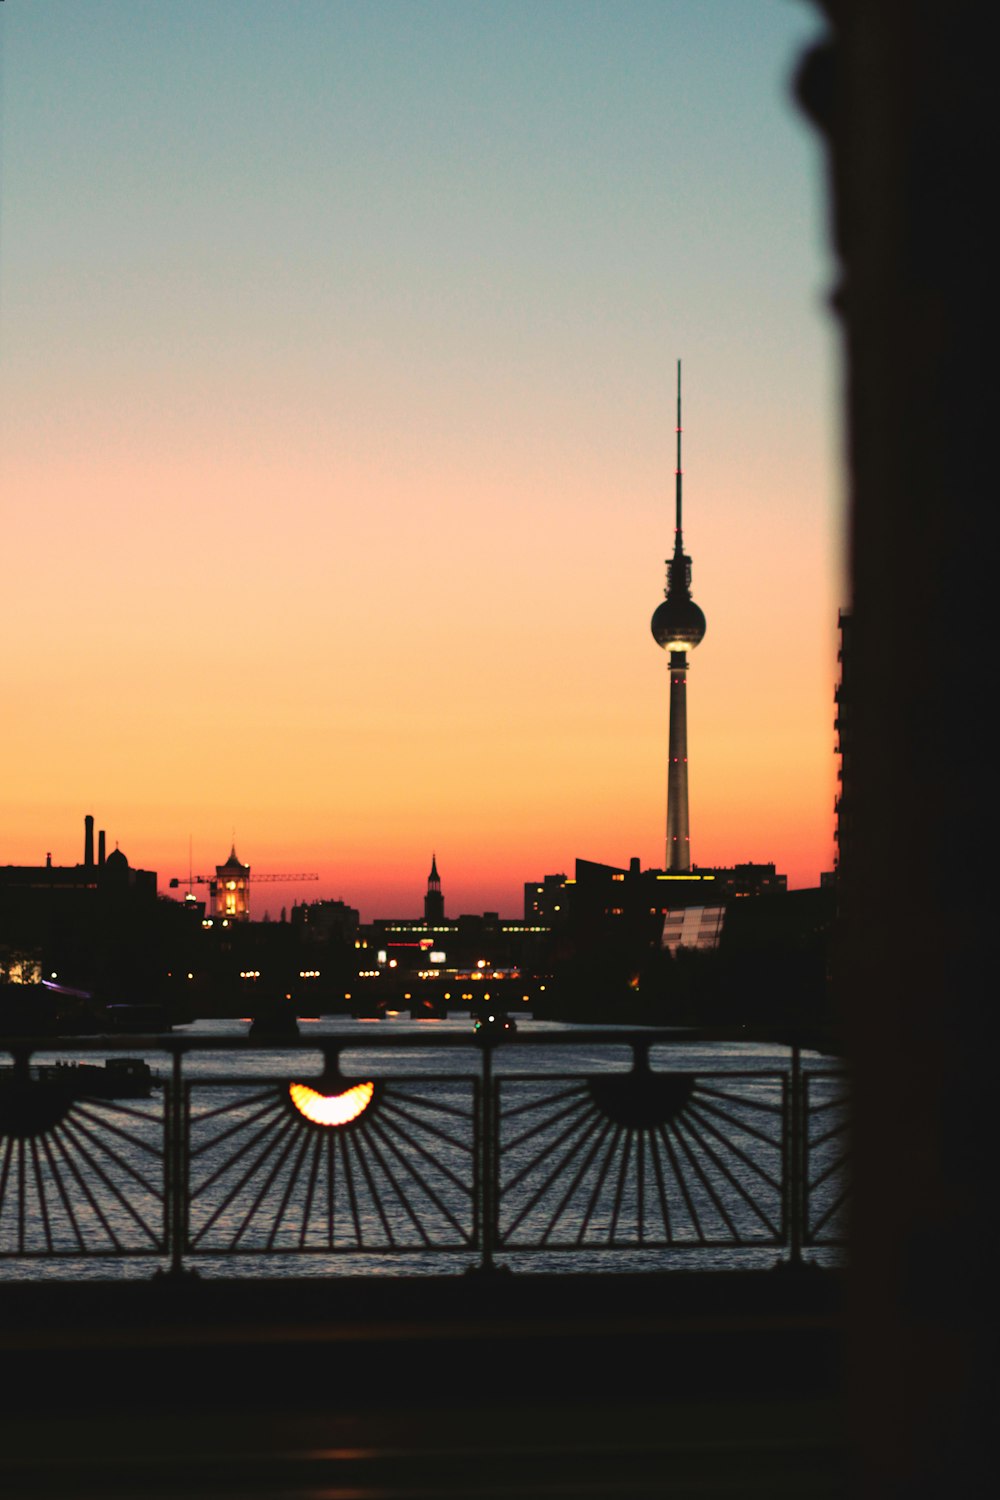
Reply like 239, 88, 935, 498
0, 1032, 849, 1274
184, 1075, 478, 1257
0, 1075, 166, 1258
494, 1065, 786, 1250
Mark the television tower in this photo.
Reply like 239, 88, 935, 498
651, 362, 707, 871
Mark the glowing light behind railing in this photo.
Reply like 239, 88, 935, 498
288, 1081, 374, 1126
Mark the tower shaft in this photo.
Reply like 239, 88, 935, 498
665, 651, 691, 870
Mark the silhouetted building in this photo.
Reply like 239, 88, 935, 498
0, 814, 159, 1003
651, 363, 707, 871
0, 814, 156, 913
290, 899, 360, 944
520, 855, 793, 1019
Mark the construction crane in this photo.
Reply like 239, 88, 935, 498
169, 868, 319, 921
169, 873, 319, 891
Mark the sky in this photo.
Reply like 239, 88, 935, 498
0, 0, 844, 921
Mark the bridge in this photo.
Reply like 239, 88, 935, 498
0, 1025, 848, 1495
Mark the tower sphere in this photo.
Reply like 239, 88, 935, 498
651, 596, 706, 652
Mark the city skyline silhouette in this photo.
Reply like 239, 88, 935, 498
0, 1, 841, 921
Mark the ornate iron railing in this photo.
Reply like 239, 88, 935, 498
0, 1028, 848, 1275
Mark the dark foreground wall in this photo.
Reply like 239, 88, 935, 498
798, 5, 994, 1495
0, 1269, 846, 1499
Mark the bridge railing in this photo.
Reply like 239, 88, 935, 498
0, 1028, 849, 1275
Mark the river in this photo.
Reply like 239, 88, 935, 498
2, 1017, 846, 1280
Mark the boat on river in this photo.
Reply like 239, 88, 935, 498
0, 1057, 157, 1099
472, 1011, 517, 1038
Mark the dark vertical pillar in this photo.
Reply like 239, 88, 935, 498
84, 815, 94, 868
665, 651, 690, 871
797, 4, 994, 1494
98, 831, 106, 867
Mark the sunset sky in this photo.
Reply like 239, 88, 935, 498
0, 1, 844, 921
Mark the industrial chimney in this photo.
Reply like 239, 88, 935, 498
84, 814, 95, 868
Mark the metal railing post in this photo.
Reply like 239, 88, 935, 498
788, 1042, 804, 1266
479, 1038, 496, 1272
165, 1048, 187, 1277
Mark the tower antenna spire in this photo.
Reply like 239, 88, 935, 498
675, 358, 683, 541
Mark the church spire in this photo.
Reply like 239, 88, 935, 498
424, 854, 444, 923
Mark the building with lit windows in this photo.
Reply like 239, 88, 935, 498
525, 857, 786, 939
213, 846, 251, 922
350, 859, 552, 1013
523, 872, 572, 927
